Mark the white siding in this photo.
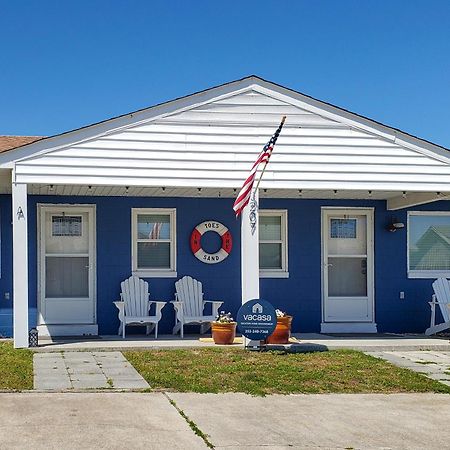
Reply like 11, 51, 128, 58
14, 89, 450, 191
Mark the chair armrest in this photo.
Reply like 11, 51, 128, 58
428, 300, 449, 306
203, 300, 223, 317
113, 301, 125, 321
171, 301, 183, 310
149, 301, 166, 319
113, 301, 124, 311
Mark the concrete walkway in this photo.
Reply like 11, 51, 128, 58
0, 393, 205, 449
368, 350, 450, 386
33, 332, 450, 352
1, 392, 449, 449
34, 351, 149, 391
169, 392, 450, 449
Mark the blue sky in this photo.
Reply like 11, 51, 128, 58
1, 1, 449, 148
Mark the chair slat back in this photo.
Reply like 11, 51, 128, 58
121, 276, 149, 317
175, 276, 203, 317
432, 278, 450, 323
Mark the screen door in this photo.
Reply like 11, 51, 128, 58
322, 209, 374, 323
39, 206, 95, 325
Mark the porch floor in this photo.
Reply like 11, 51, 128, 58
32, 333, 450, 352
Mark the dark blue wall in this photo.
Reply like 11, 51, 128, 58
0, 194, 449, 336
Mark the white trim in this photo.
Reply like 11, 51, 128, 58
321, 207, 376, 328
259, 209, 288, 278
320, 322, 378, 334
132, 270, 177, 278
407, 210, 450, 279
37, 204, 97, 328
131, 208, 177, 276
259, 271, 289, 279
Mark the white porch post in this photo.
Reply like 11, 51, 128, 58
12, 181, 29, 348
241, 189, 260, 304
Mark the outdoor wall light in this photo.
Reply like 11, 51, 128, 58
387, 218, 405, 232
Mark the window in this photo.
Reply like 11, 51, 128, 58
259, 210, 288, 278
408, 211, 450, 278
52, 216, 82, 236
330, 218, 357, 239
132, 208, 176, 277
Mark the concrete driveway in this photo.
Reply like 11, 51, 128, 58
1, 392, 449, 449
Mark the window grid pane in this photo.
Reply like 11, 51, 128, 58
260, 243, 282, 269
137, 214, 171, 240
137, 242, 171, 269
260, 215, 282, 241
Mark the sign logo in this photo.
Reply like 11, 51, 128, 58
252, 303, 263, 314
236, 299, 277, 341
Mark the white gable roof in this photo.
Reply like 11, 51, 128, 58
3, 76, 450, 192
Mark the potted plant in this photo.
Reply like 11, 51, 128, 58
266, 309, 293, 344
211, 311, 237, 345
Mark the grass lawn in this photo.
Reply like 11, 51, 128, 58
125, 348, 450, 396
0, 341, 33, 390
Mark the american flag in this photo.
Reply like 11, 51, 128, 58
233, 117, 286, 217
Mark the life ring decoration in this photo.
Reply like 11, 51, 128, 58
190, 221, 233, 264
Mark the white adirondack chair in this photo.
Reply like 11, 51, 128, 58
113, 276, 166, 339
425, 278, 450, 335
172, 276, 223, 338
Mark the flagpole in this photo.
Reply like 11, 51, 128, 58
241, 116, 286, 350
253, 115, 286, 194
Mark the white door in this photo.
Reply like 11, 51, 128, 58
39, 206, 96, 326
322, 209, 374, 328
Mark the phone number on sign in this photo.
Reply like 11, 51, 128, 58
244, 329, 270, 335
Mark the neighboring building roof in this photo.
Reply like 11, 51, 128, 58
420, 226, 450, 247
412, 226, 450, 271
0, 136, 44, 153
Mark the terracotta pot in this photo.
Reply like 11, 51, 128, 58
266, 316, 293, 344
211, 322, 237, 345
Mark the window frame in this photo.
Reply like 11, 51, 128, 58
131, 208, 177, 278
259, 209, 289, 278
407, 210, 450, 279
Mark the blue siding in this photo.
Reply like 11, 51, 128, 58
0, 194, 449, 337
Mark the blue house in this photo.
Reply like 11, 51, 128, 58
2, 76, 450, 347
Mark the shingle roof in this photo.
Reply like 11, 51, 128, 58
0, 136, 44, 153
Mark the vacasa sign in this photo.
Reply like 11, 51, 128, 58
236, 299, 277, 341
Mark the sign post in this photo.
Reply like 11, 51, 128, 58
236, 299, 277, 350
